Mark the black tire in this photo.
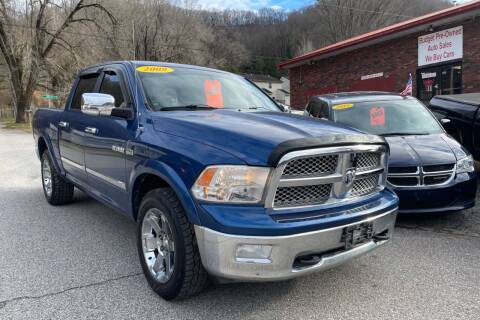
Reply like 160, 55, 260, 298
136, 188, 209, 300
41, 151, 74, 205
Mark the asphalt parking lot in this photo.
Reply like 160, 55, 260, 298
1, 125, 479, 320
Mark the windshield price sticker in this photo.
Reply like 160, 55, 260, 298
332, 103, 353, 110
204, 79, 224, 108
370, 107, 385, 126
136, 66, 174, 73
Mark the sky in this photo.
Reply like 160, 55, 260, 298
193, 0, 470, 12
194, 0, 315, 11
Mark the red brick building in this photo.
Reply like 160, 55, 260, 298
279, 1, 480, 109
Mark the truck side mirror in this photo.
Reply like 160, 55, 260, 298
111, 107, 134, 120
81, 93, 115, 117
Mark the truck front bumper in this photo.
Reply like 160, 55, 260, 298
195, 208, 397, 282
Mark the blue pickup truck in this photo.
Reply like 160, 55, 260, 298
33, 61, 398, 299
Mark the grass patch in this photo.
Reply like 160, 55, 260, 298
0, 118, 32, 133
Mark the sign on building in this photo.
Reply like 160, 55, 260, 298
360, 72, 383, 80
418, 25, 463, 67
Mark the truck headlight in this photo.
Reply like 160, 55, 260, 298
191, 166, 271, 203
456, 155, 475, 173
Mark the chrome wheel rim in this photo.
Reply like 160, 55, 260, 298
141, 208, 175, 283
42, 158, 52, 197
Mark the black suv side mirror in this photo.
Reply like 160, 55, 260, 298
440, 117, 452, 129
440, 118, 451, 125
277, 102, 291, 113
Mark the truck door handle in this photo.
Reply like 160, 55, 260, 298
58, 121, 69, 128
84, 127, 98, 135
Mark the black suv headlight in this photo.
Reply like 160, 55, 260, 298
456, 155, 475, 174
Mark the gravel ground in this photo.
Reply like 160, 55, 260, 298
0, 125, 479, 320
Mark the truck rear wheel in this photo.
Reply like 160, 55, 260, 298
41, 151, 74, 205
137, 188, 209, 300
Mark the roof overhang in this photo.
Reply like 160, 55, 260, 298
279, 1, 480, 69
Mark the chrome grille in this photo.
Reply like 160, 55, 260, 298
387, 163, 455, 187
351, 175, 379, 197
267, 145, 387, 209
274, 184, 332, 207
356, 152, 381, 172
282, 155, 338, 177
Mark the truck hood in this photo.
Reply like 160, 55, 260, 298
385, 133, 466, 167
152, 110, 384, 166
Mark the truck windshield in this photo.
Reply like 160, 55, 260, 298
136, 65, 280, 112
333, 99, 443, 136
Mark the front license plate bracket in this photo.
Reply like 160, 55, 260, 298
342, 222, 374, 250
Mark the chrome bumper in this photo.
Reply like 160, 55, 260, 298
195, 208, 397, 282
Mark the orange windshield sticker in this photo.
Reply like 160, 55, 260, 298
136, 66, 174, 73
204, 80, 224, 108
370, 107, 385, 126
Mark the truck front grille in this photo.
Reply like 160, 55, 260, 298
274, 184, 332, 207
266, 145, 387, 209
350, 174, 379, 197
282, 154, 338, 177
387, 163, 455, 187
356, 152, 381, 172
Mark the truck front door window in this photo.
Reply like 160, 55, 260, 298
71, 74, 99, 110
99, 71, 125, 108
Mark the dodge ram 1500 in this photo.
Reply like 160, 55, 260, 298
33, 61, 399, 300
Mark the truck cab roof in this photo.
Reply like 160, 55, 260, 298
79, 60, 232, 76
431, 93, 480, 107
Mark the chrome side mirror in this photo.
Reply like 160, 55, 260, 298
81, 93, 115, 117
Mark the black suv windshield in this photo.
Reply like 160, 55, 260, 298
333, 98, 443, 135
136, 65, 280, 112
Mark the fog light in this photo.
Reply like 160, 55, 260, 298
235, 244, 272, 264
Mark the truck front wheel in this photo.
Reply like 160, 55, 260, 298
41, 151, 74, 205
137, 188, 209, 300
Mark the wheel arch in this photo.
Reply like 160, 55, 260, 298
129, 160, 201, 225
36, 134, 64, 174
38, 136, 48, 157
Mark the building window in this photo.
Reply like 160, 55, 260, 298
417, 62, 462, 104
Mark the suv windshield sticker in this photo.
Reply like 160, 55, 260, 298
332, 103, 353, 110
136, 66, 174, 73
204, 79, 224, 108
370, 107, 385, 126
